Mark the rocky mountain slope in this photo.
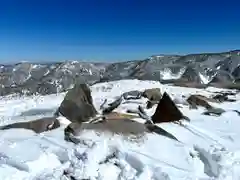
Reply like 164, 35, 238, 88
0, 50, 240, 96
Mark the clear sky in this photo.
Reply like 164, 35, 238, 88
0, 0, 239, 63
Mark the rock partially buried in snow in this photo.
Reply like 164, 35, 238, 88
65, 119, 149, 138
212, 93, 236, 102
64, 119, 179, 144
122, 90, 143, 100
0, 117, 60, 133
142, 88, 162, 101
186, 94, 214, 109
146, 100, 159, 109
57, 83, 98, 123
202, 108, 226, 116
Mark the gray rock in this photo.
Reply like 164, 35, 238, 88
58, 83, 98, 123
142, 88, 162, 101
122, 90, 143, 100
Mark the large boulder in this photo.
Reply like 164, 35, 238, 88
151, 92, 187, 123
58, 83, 98, 123
142, 88, 162, 101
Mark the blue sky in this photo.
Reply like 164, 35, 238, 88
0, 0, 239, 63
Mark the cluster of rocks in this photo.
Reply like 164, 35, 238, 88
1, 82, 239, 141
0, 83, 189, 142
1, 81, 240, 140
1, 50, 240, 96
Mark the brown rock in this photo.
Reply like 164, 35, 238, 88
104, 112, 139, 120
0, 117, 60, 133
186, 94, 214, 109
58, 83, 98, 123
64, 119, 179, 143
142, 88, 162, 101
66, 119, 148, 137
151, 92, 187, 124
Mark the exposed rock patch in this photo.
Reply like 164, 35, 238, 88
0, 117, 60, 133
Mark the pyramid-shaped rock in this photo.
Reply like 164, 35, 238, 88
151, 92, 185, 123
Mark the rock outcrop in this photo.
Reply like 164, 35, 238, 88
142, 88, 162, 101
186, 95, 214, 109
57, 83, 98, 123
0, 117, 60, 133
64, 118, 179, 144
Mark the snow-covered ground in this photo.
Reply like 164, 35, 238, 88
0, 79, 240, 179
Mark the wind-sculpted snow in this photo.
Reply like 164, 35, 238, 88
1, 50, 240, 96
0, 80, 240, 179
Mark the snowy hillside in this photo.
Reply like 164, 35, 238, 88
1, 80, 240, 179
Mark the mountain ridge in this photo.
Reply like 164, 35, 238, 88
0, 49, 240, 96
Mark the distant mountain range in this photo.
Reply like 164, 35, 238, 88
0, 50, 240, 96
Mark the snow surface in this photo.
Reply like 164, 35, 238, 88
160, 68, 185, 80
0, 80, 240, 179
199, 73, 211, 84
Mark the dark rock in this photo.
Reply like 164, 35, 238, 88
58, 83, 98, 123
102, 96, 123, 114
212, 94, 236, 102
122, 90, 142, 100
0, 117, 60, 133
151, 92, 187, 123
212, 94, 228, 102
146, 100, 159, 109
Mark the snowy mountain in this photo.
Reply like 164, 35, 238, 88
1, 50, 240, 96
0, 79, 240, 179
